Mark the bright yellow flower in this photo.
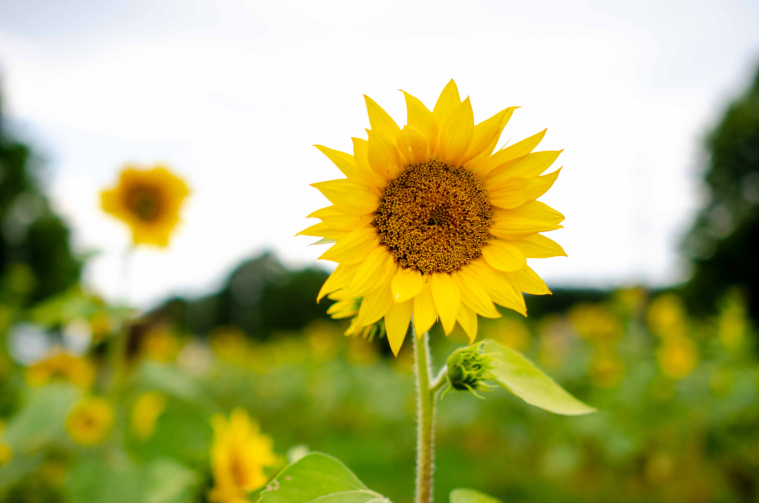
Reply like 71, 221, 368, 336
26, 351, 96, 389
657, 336, 698, 379
65, 397, 114, 446
209, 409, 276, 503
647, 294, 687, 339
0, 421, 12, 467
302, 80, 565, 355
140, 326, 181, 362
131, 392, 167, 440
101, 164, 189, 247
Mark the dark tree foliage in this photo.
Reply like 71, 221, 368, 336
0, 93, 82, 305
150, 252, 332, 340
682, 66, 759, 320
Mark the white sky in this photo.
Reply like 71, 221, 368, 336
0, 0, 758, 308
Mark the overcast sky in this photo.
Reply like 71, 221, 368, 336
1, 0, 758, 308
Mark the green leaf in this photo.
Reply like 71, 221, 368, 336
450, 488, 503, 503
256, 452, 389, 503
483, 340, 596, 416
3, 383, 81, 449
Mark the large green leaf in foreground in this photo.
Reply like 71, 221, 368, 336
256, 452, 389, 503
484, 340, 596, 416
450, 488, 503, 503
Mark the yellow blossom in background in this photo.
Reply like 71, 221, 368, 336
568, 303, 622, 343
657, 336, 699, 380
718, 288, 748, 351
302, 80, 565, 355
590, 349, 626, 389
65, 397, 114, 446
209, 325, 250, 365
647, 294, 688, 339
0, 421, 12, 467
131, 392, 167, 440
140, 326, 181, 362
26, 351, 96, 389
485, 317, 532, 351
209, 408, 277, 503
89, 311, 112, 344
101, 164, 189, 247
304, 320, 341, 362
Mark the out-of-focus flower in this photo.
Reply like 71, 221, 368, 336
657, 336, 698, 379
209, 408, 276, 503
303, 80, 564, 355
568, 303, 622, 343
131, 392, 167, 440
101, 164, 189, 247
89, 312, 112, 344
26, 351, 96, 389
346, 335, 380, 367
65, 397, 114, 446
717, 288, 748, 351
485, 317, 532, 351
590, 349, 625, 389
0, 421, 12, 467
304, 320, 341, 362
647, 294, 688, 339
209, 325, 250, 365
614, 286, 646, 316
140, 326, 181, 363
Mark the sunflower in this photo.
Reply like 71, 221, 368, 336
101, 164, 189, 247
301, 80, 566, 355
208, 408, 277, 503
65, 397, 114, 446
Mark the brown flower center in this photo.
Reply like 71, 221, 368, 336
126, 186, 163, 222
373, 160, 492, 274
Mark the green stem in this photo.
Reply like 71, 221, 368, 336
413, 329, 435, 503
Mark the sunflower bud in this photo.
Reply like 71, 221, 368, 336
443, 341, 496, 398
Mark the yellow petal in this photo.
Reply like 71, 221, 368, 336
326, 299, 358, 319
401, 90, 438, 150
432, 79, 461, 125
496, 200, 565, 225
429, 273, 461, 335
505, 266, 551, 295
466, 259, 526, 315
364, 95, 402, 142
296, 222, 348, 240
311, 179, 379, 214
413, 283, 438, 335
366, 129, 403, 180
453, 269, 500, 318
385, 300, 413, 356
317, 262, 360, 302
437, 97, 474, 166
461, 106, 518, 167
510, 234, 567, 258
312, 207, 374, 231
396, 126, 429, 165
488, 169, 562, 209
356, 283, 394, 326
487, 150, 562, 183
346, 247, 396, 297
314, 145, 358, 179
478, 129, 547, 178
456, 304, 478, 344
319, 227, 379, 264
351, 138, 388, 187
490, 215, 563, 240
391, 268, 425, 303
481, 240, 527, 272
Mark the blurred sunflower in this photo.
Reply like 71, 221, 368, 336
101, 164, 189, 247
209, 408, 277, 503
0, 421, 12, 466
65, 397, 114, 446
302, 80, 565, 355
26, 351, 96, 389
130, 392, 166, 440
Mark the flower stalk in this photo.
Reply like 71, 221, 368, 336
413, 329, 436, 503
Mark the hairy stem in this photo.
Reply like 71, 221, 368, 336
413, 329, 435, 503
